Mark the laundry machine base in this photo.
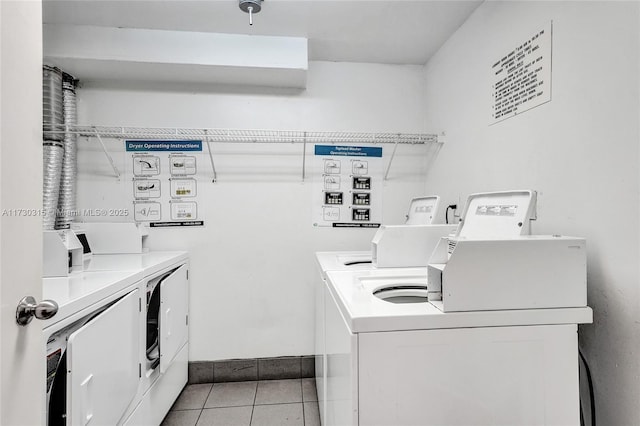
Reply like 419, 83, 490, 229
123, 343, 188, 426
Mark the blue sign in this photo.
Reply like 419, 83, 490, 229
314, 145, 382, 158
126, 140, 203, 152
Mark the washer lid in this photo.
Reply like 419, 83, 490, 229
456, 190, 537, 238
337, 253, 373, 266
315, 252, 373, 278
405, 195, 440, 225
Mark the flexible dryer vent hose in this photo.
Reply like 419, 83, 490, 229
55, 73, 78, 229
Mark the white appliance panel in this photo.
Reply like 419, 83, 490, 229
314, 274, 326, 425
80, 222, 148, 254
66, 289, 140, 426
123, 344, 188, 426
432, 236, 587, 312
371, 224, 457, 268
358, 324, 579, 426
160, 264, 189, 374
456, 190, 537, 238
324, 286, 358, 426
405, 195, 440, 225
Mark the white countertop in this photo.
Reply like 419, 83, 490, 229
83, 251, 188, 277
43, 270, 143, 329
326, 268, 593, 333
43, 251, 189, 329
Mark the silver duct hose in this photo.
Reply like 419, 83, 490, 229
43, 65, 64, 229
43, 143, 64, 230
55, 75, 78, 229
42, 65, 64, 142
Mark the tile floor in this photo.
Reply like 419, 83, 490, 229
161, 378, 320, 426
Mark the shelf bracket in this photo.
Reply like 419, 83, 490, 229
383, 135, 400, 181
93, 127, 121, 179
204, 130, 218, 183
301, 132, 307, 182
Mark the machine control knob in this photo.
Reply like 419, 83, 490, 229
16, 296, 58, 326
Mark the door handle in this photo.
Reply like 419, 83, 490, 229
16, 296, 58, 326
80, 374, 94, 425
165, 308, 172, 337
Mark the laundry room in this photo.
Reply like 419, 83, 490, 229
0, 1, 638, 425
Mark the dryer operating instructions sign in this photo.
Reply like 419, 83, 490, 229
125, 140, 204, 227
312, 145, 383, 228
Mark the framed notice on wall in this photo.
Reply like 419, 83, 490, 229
491, 21, 552, 124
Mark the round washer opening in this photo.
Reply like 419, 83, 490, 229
373, 285, 429, 304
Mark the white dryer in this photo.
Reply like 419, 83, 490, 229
64, 222, 190, 426
81, 251, 190, 426
43, 270, 143, 425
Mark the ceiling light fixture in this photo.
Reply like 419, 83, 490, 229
239, 0, 263, 26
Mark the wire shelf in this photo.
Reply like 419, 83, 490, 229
43, 124, 442, 182
44, 125, 439, 145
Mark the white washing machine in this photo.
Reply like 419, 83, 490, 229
314, 251, 382, 426
321, 190, 592, 426
324, 267, 592, 426
314, 195, 455, 424
317, 195, 444, 271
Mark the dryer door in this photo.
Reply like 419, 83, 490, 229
66, 289, 140, 426
160, 264, 189, 374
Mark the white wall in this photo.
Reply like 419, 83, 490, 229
422, 2, 639, 425
44, 24, 308, 88
75, 61, 432, 360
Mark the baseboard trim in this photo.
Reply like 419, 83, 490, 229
188, 355, 315, 384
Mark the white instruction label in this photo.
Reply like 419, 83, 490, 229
170, 201, 197, 220
170, 178, 197, 198
133, 179, 161, 199
133, 155, 160, 176
134, 201, 162, 221
170, 155, 197, 175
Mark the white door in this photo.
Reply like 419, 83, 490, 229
160, 265, 188, 374
67, 289, 140, 426
0, 1, 44, 425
